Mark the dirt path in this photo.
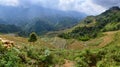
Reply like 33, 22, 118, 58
63, 59, 75, 67
97, 31, 118, 48
55, 59, 75, 67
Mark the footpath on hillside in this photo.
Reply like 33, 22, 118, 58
97, 31, 118, 48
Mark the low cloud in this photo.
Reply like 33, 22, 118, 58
0, 0, 19, 6
0, 0, 119, 15
58, 0, 106, 15
92, 0, 120, 8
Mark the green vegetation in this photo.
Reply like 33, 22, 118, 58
0, 44, 55, 67
0, 6, 120, 67
59, 6, 120, 41
0, 31, 120, 67
0, 24, 21, 33
28, 32, 38, 43
87, 38, 103, 46
74, 31, 120, 67
17, 17, 79, 36
59, 26, 100, 41
102, 22, 120, 31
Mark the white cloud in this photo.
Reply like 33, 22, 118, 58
58, 0, 84, 10
36, 0, 59, 8
0, 0, 19, 6
74, 0, 106, 15
58, 0, 106, 15
93, 0, 120, 8
0, 0, 110, 15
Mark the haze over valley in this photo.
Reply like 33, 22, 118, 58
0, 0, 120, 67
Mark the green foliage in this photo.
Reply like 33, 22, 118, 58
74, 45, 120, 67
28, 32, 37, 43
0, 6, 120, 67
74, 49, 99, 67
74, 31, 120, 67
0, 24, 21, 33
54, 17, 78, 29
59, 26, 98, 41
18, 17, 79, 36
0, 31, 120, 67
0, 46, 24, 67
78, 35, 90, 41
0, 43, 57, 67
59, 6, 120, 41
102, 22, 120, 31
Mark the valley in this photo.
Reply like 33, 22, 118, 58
0, 3, 120, 67
0, 5, 86, 36
0, 30, 119, 50
0, 30, 120, 67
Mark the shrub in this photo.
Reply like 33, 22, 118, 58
28, 32, 37, 43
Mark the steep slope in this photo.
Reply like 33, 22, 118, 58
0, 31, 120, 67
0, 24, 21, 33
0, 5, 86, 35
23, 20, 55, 35
59, 6, 120, 41
0, 19, 21, 34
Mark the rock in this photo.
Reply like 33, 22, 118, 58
0, 38, 15, 48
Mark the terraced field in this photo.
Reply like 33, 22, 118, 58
0, 31, 119, 50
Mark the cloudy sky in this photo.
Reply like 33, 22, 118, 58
0, 0, 119, 15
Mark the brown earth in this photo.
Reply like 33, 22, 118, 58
63, 59, 75, 67
67, 31, 119, 49
67, 40, 85, 50
97, 31, 118, 48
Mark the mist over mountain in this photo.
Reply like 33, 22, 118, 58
0, 5, 86, 24
0, 5, 86, 35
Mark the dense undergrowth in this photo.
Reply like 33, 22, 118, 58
0, 31, 120, 67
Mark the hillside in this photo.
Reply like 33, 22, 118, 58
0, 0, 120, 66
59, 6, 120, 41
0, 5, 86, 35
0, 24, 21, 33
0, 29, 120, 67
0, 4, 120, 67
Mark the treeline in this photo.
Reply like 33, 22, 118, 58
59, 26, 98, 41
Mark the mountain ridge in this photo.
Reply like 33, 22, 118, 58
0, 5, 86, 35
59, 6, 120, 41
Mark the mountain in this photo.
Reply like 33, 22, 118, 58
0, 24, 21, 33
0, 19, 21, 33
0, 5, 86, 35
59, 6, 120, 41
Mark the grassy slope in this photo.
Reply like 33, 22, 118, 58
58, 7, 120, 41
0, 30, 120, 67
0, 34, 55, 49
0, 30, 119, 50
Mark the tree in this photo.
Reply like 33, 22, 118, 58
28, 32, 37, 43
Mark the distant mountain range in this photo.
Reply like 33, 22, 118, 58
59, 6, 120, 41
0, 5, 86, 35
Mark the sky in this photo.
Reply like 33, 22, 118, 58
0, 0, 119, 15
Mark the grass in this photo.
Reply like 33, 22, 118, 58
0, 34, 55, 49
0, 31, 120, 67
0, 30, 116, 50
107, 31, 120, 46
102, 22, 120, 31
87, 38, 103, 46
